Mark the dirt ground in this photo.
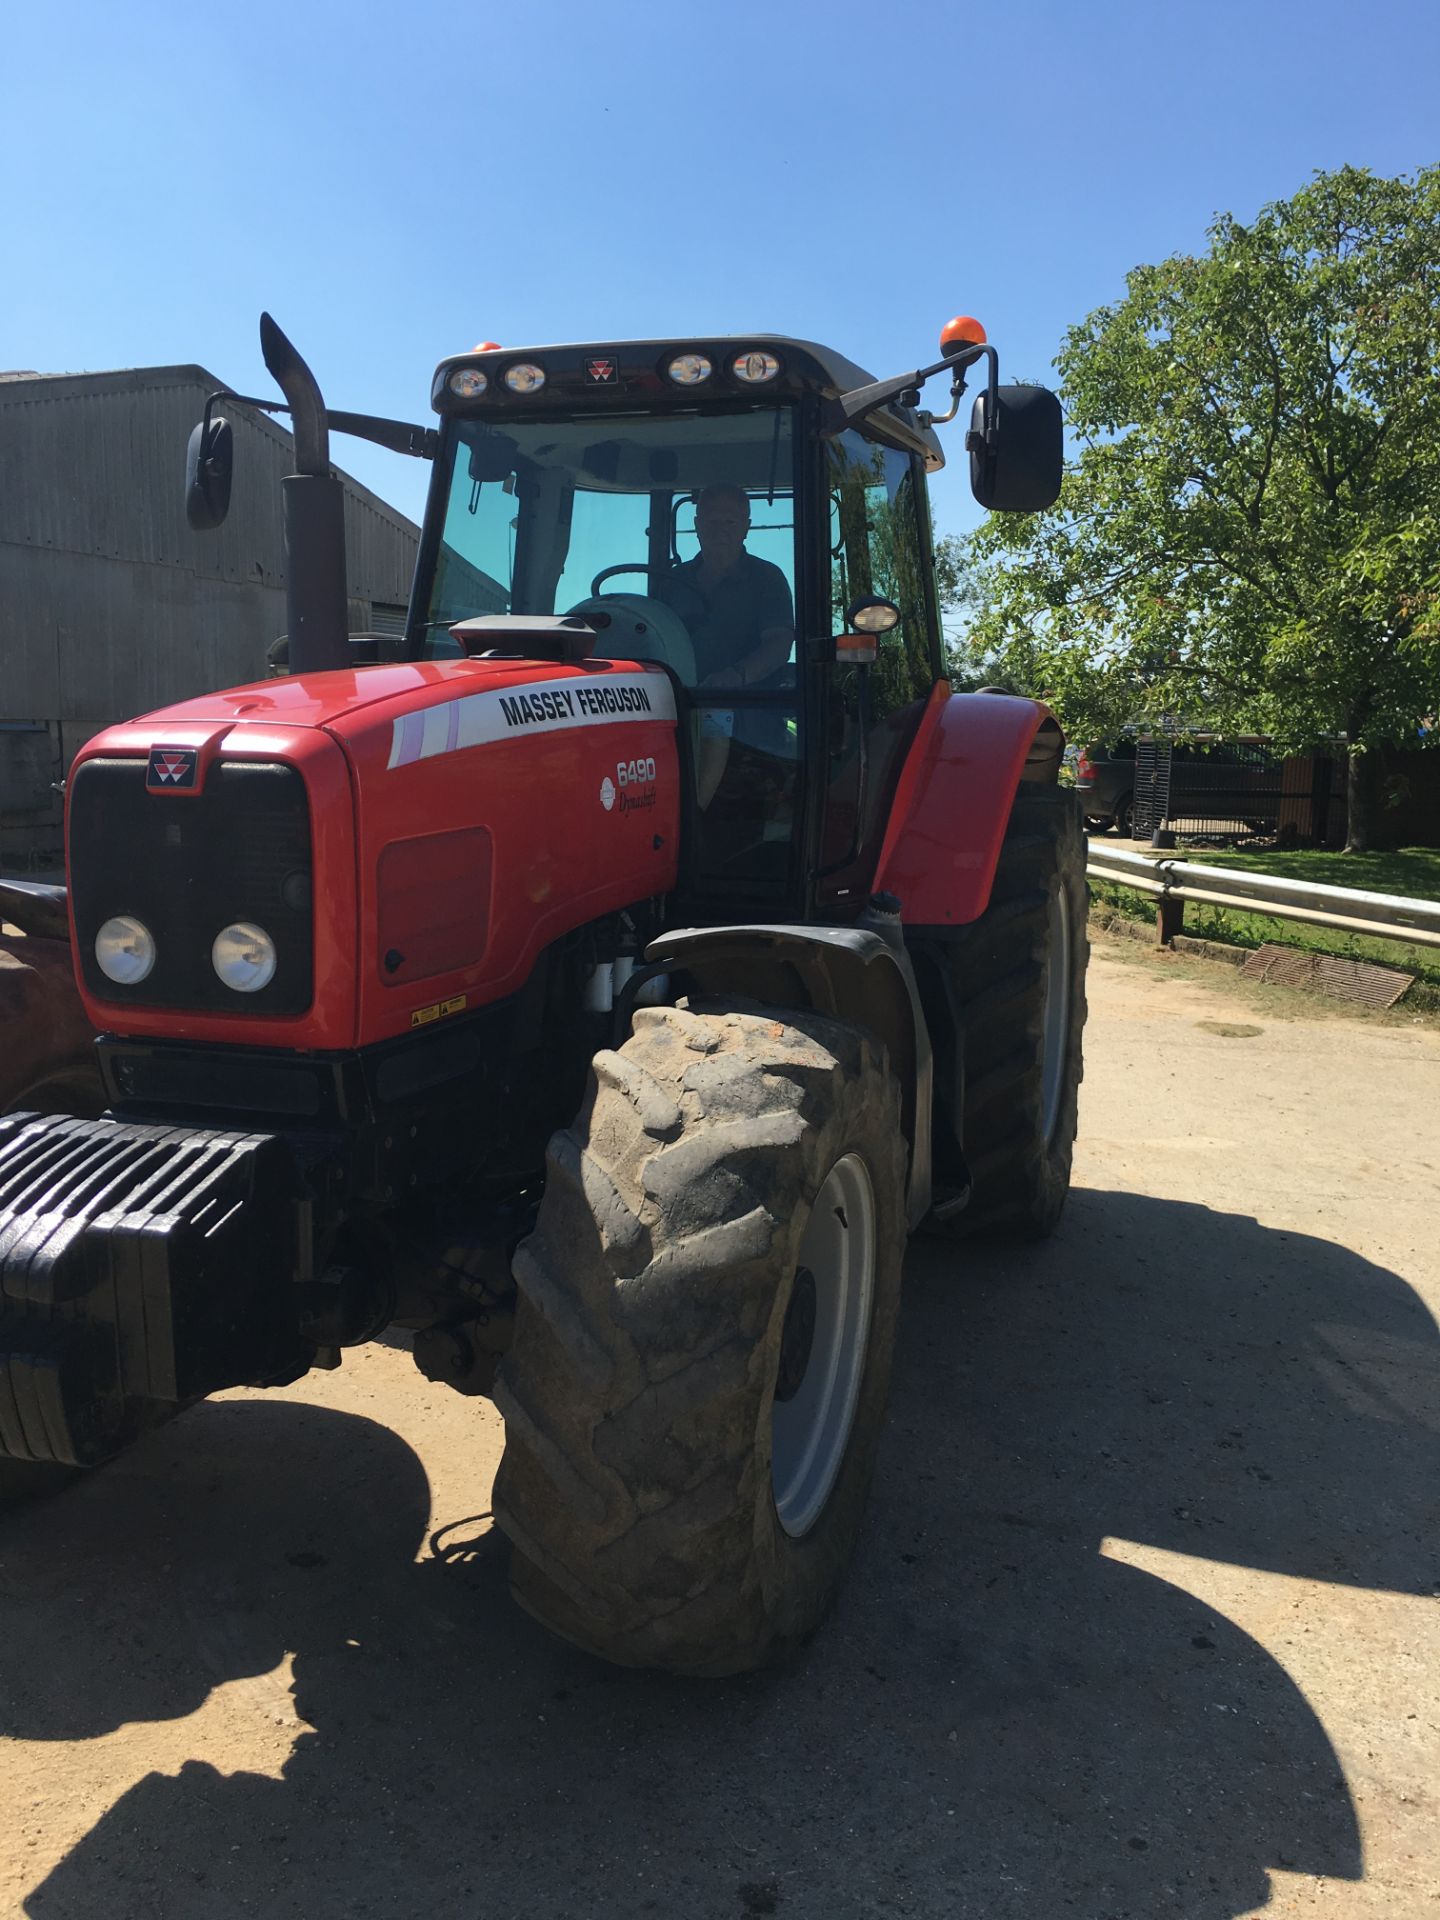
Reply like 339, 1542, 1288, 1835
2, 940, 1437, 1919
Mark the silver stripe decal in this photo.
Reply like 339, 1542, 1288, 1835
386, 671, 676, 770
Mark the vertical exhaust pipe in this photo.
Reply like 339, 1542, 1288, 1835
259, 313, 350, 673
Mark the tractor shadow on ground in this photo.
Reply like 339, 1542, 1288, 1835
6, 1188, 1437, 1919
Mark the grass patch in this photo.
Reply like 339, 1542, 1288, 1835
1088, 871, 1440, 998
1186, 845, 1440, 902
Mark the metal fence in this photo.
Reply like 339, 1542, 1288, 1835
1087, 844, 1440, 952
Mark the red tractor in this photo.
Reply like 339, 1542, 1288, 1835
0, 316, 1084, 1673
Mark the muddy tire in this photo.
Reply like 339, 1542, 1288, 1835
941, 783, 1087, 1240
492, 1004, 907, 1676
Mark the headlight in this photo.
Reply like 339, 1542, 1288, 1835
448, 368, 488, 398
666, 352, 713, 386
95, 915, 156, 985
503, 362, 546, 394
212, 922, 277, 993
731, 349, 781, 385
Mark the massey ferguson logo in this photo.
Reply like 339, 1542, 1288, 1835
146, 746, 199, 791
584, 357, 619, 385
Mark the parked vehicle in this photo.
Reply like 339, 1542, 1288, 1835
1079, 735, 1292, 839
1075, 741, 1138, 835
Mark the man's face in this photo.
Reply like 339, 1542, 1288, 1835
695, 494, 749, 567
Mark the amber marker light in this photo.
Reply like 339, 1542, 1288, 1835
940, 315, 987, 356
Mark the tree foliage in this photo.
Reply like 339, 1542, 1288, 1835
948, 165, 1440, 844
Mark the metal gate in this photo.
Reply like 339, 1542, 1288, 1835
1129, 738, 1344, 843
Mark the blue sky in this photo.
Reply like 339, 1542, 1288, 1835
3, 0, 1437, 549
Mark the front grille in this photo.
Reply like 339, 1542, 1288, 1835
69, 758, 314, 1015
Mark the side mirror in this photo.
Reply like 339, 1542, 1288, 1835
968, 384, 1062, 513
185, 415, 234, 530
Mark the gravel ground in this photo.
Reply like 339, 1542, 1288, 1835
2, 940, 1437, 1919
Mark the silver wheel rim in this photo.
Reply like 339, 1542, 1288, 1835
771, 1153, 876, 1539
1041, 885, 1073, 1146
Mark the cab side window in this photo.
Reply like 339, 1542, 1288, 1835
828, 432, 935, 716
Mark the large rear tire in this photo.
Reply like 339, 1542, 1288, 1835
492, 1004, 907, 1676
942, 783, 1087, 1240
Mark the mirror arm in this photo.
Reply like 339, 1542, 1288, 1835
199, 388, 437, 461
328, 410, 439, 460
196, 389, 231, 472
918, 362, 977, 429
823, 342, 998, 437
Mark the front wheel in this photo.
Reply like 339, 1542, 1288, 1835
492, 1004, 907, 1676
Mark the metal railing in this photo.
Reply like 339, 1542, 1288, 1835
1086, 844, 1440, 953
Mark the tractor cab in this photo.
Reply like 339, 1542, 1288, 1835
411, 330, 1057, 921
180, 314, 1061, 929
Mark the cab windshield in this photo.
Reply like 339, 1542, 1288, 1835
423, 407, 803, 899
423, 409, 798, 691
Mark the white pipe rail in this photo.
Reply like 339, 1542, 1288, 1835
1086, 844, 1440, 953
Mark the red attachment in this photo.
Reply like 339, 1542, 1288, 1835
940, 315, 987, 355
474, 341, 502, 352
873, 688, 1059, 925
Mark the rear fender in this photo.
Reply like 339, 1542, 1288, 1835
873, 689, 1064, 928
645, 924, 932, 1229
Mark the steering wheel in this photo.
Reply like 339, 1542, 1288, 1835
565, 594, 697, 686
590, 562, 662, 596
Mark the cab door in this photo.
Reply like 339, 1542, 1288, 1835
816, 432, 943, 910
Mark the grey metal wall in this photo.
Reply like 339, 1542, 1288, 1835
0, 365, 421, 864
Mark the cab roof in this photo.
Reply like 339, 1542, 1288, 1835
430, 335, 945, 470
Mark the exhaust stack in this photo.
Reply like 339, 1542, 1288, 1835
259, 313, 350, 674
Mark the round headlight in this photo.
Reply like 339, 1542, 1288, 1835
732, 349, 781, 385
448, 368, 488, 398
95, 915, 156, 986
666, 352, 713, 387
212, 922, 277, 994
503, 362, 546, 395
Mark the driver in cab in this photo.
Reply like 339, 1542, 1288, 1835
658, 483, 795, 690
657, 483, 796, 807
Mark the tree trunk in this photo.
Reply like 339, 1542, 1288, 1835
1345, 747, 1397, 853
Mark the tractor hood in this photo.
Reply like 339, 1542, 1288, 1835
65, 655, 680, 1053
132, 655, 631, 732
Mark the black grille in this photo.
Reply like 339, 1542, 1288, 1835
69, 758, 314, 1015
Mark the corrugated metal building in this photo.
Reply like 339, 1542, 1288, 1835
0, 364, 420, 867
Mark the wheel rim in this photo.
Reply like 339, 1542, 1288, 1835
1040, 885, 1073, 1147
771, 1153, 876, 1539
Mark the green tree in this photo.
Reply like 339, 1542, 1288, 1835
952, 165, 1440, 850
